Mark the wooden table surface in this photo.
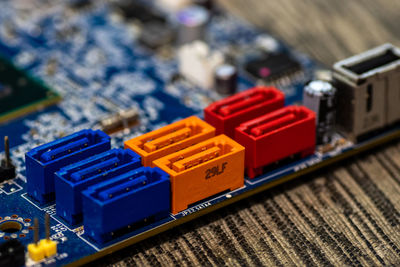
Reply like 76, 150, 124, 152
221, 0, 400, 65
97, 2, 400, 266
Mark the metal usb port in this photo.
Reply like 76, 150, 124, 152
25, 129, 111, 204
81, 167, 170, 244
333, 43, 400, 141
154, 135, 244, 214
54, 149, 142, 225
124, 116, 215, 167
204, 87, 284, 138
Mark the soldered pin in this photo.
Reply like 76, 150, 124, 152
45, 213, 50, 240
39, 213, 57, 258
34, 218, 39, 245
0, 136, 16, 182
28, 218, 45, 261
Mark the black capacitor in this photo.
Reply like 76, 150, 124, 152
214, 64, 238, 95
303, 80, 336, 144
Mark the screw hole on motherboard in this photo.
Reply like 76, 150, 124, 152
0, 221, 23, 233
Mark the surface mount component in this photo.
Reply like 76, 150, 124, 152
0, 56, 60, 124
100, 107, 140, 134
303, 80, 337, 144
235, 106, 316, 178
333, 43, 400, 141
244, 51, 302, 82
154, 135, 244, 214
114, 0, 174, 49
114, 0, 167, 24
68, 0, 92, 9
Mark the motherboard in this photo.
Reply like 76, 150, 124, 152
0, 0, 399, 266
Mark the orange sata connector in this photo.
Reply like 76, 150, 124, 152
124, 116, 215, 167
153, 135, 245, 214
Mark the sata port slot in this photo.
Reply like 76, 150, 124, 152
235, 106, 316, 178
204, 87, 284, 138
143, 127, 191, 152
154, 135, 244, 214
247, 109, 301, 136
54, 149, 141, 225
70, 156, 121, 182
125, 116, 215, 167
172, 146, 221, 172
40, 137, 90, 162
218, 93, 267, 116
82, 167, 170, 243
25, 129, 111, 204
96, 175, 148, 200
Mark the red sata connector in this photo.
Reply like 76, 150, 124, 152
204, 87, 285, 138
235, 106, 316, 178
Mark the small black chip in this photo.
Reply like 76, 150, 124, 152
68, 0, 92, 9
244, 52, 302, 82
114, 0, 166, 24
0, 56, 60, 124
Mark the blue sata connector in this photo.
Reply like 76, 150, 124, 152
55, 149, 142, 225
82, 166, 170, 243
25, 129, 111, 204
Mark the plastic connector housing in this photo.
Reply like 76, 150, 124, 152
124, 116, 215, 167
28, 243, 45, 262
154, 135, 244, 214
204, 87, 285, 138
25, 129, 111, 204
333, 43, 400, 141
235, 106, 316, 178
28, 239, 57, 262
54, 149, 141, 225
82, 167, 170, 243
39, 239, 57, 258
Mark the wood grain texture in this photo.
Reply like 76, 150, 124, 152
220, 0, 400, 65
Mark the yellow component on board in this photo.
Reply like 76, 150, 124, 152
28, 239, 57, 261
40, 239, 57, 257
28, 243, 45, 262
